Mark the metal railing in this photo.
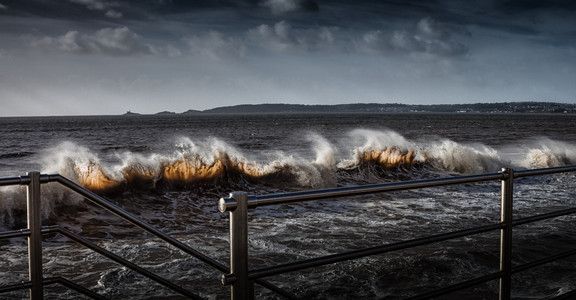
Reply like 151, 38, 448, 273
218, 166, 576, 299
2, 166, 575, 299
0, 172, 293, 299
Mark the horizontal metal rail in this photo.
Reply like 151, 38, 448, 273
0, 175, 31, 186
513, 207, 576, 226
219, 172, 507, 211
511, 248, 576, 275
0, 228, 30, 239
218, 165, 576, 212
0, 281, 33, 294
514, 165, 576, 178
219, 166, 576, 299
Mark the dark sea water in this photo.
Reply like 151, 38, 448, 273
0, 113, 575, 299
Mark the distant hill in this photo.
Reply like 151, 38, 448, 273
200, 102, 576, 114
155, 111, 177, 115
125, 102, 576, 115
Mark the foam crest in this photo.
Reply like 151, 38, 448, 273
114, 152, 161, 186
22, 130, 555, 196
308, 133, 338, 186
40, 142, 118, 191
339, 129, 427, 170
427, 140, 503, 173
309, 133, 337, 168
35, 138, 343, 193
348, 129, 413, 150
521, 138, 576, 168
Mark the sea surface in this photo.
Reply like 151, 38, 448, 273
0, 113, 575, 299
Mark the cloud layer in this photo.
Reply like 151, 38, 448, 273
24, 17, 470, 59
0, 0, 575, 116
27, 27, 147, 55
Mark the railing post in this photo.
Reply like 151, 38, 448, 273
26, 171, 43, 299
228, 192, 253, 300
499, 168, 514, 300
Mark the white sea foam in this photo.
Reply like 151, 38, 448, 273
426, 139, 504, 173
520, 138, 576, 168
6, 130, 573, 199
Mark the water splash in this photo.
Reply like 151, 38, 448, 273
426, 140, 504, 174
1, 130, 570, 196
521, 138, 576, 168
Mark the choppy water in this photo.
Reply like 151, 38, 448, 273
0, 113, 575, 299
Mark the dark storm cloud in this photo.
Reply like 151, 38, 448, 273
67, 0, 122, 18
435, 0, 576, 34
2, 0, 574, 58
260, 0, 319, 15
498, 0, 576, 12
2, 0, 574, 36
0, 0, 317, 21
0, 0, 120, 20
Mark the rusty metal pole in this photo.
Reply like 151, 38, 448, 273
499, 168, 514, 300
26, 172, 43, 299
228, 192, 253, 300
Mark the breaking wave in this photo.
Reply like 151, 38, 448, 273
521, 138, 576, 169
17, 130, 574, 194
1, 128, 573, 224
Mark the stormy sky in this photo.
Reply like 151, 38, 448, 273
0, 0, 575, 116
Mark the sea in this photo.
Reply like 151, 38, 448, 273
0, 113, 575, 299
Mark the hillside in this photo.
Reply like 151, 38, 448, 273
201, 102, 576, 114
124, 102, 576, 115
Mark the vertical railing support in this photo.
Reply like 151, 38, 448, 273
228, 192, 253, 300
26, 171, 43, 299
499, 168, 514, 300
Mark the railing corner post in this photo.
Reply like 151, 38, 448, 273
499, 168, 514, 300
26, 171, 44, 300
228, 192, 252, 300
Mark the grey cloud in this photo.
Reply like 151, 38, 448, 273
27, 27, 152, 56
183, 31, 245, 58
104, 9, 122, 18
182, 18, 466, 58
0, 3, 7, 10
246, 21, 337, 52
356, 17, 469, 57
146, 44, 182, 57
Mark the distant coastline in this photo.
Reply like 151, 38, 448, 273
124, 101, 576, 116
